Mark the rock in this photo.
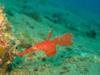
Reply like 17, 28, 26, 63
86, 30, 96, 38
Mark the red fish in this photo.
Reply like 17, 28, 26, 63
17, 32, 73, 57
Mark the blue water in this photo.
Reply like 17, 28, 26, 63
56, 0, 100, 14
50, 0, 100, 19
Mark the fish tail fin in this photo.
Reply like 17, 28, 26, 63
16, 46, 37, 56
58, 34, 73, 46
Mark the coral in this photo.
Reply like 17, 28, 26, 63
0, 6, 8, 58
0, 6, 20, 73
0, 46, 5, 58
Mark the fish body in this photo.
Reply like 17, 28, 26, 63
17, 39, 57, 56
17, 34, 73, 57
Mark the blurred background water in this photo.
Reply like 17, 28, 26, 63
53, 0, 100, 16
0, 0, 100, 21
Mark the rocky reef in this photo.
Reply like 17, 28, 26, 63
0, 6, 20, 74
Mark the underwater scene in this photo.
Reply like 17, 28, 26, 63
0, 0, 100, 75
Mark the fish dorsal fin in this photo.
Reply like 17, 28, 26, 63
47, 30, 52, 40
